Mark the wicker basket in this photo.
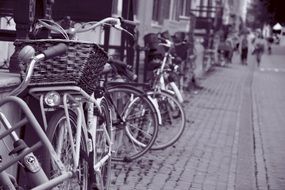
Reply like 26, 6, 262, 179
13, 39, 108, 94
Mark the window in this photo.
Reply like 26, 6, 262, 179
133, 0, 138, 17
171, 0, 192, 21
152, 0, 170, 24
112, 0, 119, 15
174, 0, 184, 20
152, 0, 192, 24
112, 0, 123, 16
152, 0, 160, 22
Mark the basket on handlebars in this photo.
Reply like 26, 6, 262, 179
13, 39, 108, 94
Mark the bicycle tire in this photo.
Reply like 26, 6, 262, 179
106, 84, 159, 162
147, 90, 186, 150
42, 110, 89, 189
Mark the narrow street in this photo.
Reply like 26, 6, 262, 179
110, 46, 285, 190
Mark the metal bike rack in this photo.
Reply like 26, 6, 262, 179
0, 96, 74, 189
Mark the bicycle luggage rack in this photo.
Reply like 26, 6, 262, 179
0, 96, 74, 190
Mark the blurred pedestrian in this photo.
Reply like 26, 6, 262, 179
240, 34, 248, 65
252, 32, 266, 67
225, 39, 233, 64
217, 38, 232, 66
267, 36, 273, 55
232, 35, 240, 53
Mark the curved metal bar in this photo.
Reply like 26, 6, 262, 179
0, 117, 28, 140
8, 54, 45, 97
0, 96, 65, 171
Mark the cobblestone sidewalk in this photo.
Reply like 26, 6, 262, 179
110, 64, 249, 190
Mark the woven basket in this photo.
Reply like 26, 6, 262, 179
14, 39, 108, 94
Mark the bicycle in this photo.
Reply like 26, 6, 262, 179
147, 36, 186, 150
0, 17, 138, 189
144, 33, 184, 103
152, 34, 184, 103
38, 17, 160, 162
107, 66, 186, 151
112, 34, 187, 150
101, 59, 160, 162
0, 42, 112, 189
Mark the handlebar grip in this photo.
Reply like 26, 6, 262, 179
157, 37, 167, 43
119, 17, 137, 27
42, 43, 68, 60
124, 67, 138, 81
109, 59, 137, 81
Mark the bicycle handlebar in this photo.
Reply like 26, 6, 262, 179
37, 17, 137, 39
157, 37, 173, 48
119, 17, 137, 27
41, 43, 68, 60
10, 44, 68, 96
108, 59, 137, 81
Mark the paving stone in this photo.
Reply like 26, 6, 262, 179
110, 64, 249, 189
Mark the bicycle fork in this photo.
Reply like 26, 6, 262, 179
86, 97, 112, 169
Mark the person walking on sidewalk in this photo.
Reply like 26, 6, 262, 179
252, 32, 266, 67
240, 34, 249, 65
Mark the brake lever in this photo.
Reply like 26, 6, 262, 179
114, 24, 134, 38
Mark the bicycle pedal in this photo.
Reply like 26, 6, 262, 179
112, 120, 125, 130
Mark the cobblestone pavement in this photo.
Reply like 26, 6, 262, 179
110, 63, 250, 190
252, 52, 285, 190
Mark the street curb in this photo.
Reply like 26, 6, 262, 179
252, 76, 270, 190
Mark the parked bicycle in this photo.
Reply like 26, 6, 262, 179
0, 42, 113, 189
0, 17, 140, 189
145, 33, 184, 103
102, 59, 160, 162
37, 17, 160, 163
111, 33, 187, 150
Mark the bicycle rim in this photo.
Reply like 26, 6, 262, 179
147, 90, 186, 150
107, 85, 159, 162
44, 110, 89, 189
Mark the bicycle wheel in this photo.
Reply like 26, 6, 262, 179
43, 110, 89, 189
91, 97, 112, 190
147, 90, 186, 150
107, 84, 159, 162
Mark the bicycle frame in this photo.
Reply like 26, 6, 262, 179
0, 58, 111, 190
152, 48, 184, 103
29, 85, 112, 175
0, 16, 136, 189
0, 86, 112, 189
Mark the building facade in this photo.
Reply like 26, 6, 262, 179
111, 0, 248, 46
